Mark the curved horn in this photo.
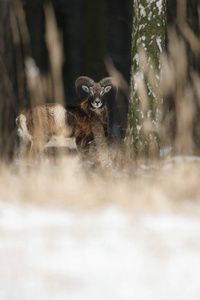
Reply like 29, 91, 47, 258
99, 77, 113, 87
75, 76, 95, 91
99, 77, 118, 93
75, 76, 95, 99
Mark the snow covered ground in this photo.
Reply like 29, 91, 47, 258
0, 202, 200, 300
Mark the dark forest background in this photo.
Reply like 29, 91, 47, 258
0, 0, 200, 159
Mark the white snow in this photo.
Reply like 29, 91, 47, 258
168, 155, 200, 163
147, 110, 152, 118
148, 11, 153, 21
156, 0, 163, 15
0, 202, 200, 300
139, 4, 146, 18
133, 53, 139, 66
136, 124, 142, 133
139, 24, 146, 31
156, 36, 163, 53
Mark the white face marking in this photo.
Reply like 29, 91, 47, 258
91, 102, 103, 109
89, 87, 94, 96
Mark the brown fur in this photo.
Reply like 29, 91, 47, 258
16, 101, 108, 158
67, 98, 108, 149
22, 104, 66, 138
16, 76, 113, 158
17, 103, 69, 157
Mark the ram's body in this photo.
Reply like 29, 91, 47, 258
16, 76, 114, 158
16, 103, 74, 157
67, 99, 108, 149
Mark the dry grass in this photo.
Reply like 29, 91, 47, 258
1, 1, 200, 215
0, 153, 199, 216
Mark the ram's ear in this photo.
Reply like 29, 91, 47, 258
75, 76, 95, 99
82, 85, 89, 93
104, 85, 112, 94
99, 77, 118, 94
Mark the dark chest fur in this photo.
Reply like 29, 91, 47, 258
66, 106, 108, 146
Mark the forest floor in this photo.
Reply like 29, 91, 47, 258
0, 153, 200, 300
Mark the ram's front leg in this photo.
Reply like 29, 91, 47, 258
92, 123, 110, 165
75, 136, 93, 161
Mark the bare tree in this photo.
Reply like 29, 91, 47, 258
0, 0, 27, 159
127, 0, 167, 157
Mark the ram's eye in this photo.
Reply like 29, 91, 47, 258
82, 85, 89, 93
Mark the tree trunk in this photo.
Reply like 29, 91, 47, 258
0, 0, 26, 159
127, 0, 167, 157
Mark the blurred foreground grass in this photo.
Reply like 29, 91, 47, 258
0, 154, 200, 215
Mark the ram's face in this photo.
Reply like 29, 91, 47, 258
82, 84, 112, 110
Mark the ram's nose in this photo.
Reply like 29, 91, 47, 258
95, 98, 101, 104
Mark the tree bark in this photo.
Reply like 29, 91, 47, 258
127, 0, 167, 156
0, 0, 26, 159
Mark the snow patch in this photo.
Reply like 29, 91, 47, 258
1, 203, 200, 300
136, 124, 142, 133
156, 0, 163, 15
168, 156, 200, 163
139, 4, 146, 18
133, 53, 139, 66
139, 24, 146, 31
148, 11, 153, 21
156, 36, 163, 53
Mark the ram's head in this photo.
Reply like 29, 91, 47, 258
75, 76, 116, 110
